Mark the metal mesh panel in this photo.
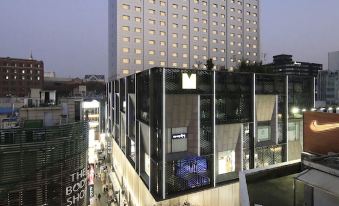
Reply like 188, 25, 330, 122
0, 122, 88, 206
289, 76, 314, 110
200, 96, 213, 155
255, 144, 285, 168
136, 71, 150, 123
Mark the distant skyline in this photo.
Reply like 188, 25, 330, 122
0, 0, 339, 77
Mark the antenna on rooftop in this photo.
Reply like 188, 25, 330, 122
29, 50, 33, 60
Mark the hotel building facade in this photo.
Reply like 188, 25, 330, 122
109, 0, 260, 80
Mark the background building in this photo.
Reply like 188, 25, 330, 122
108, 0, 260, 80
328, 51, 339, 71
265, 54, 322, 77
0, 57, 44, 97
105, 67, 315, 205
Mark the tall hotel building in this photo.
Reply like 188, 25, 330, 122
108, 0, 260, 80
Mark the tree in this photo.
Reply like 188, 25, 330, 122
205, 58, 215, 71
237, 60, 272, 73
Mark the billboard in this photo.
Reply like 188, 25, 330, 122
304, 112, 339, 155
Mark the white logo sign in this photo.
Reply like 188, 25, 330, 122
182, 73, 197, 89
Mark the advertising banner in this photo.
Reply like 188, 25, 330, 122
304, 112, 339, 154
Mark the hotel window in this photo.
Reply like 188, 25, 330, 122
160, 61, 165, 66
183, 53, 188, 58
246, 35, 250, 40
238, 26, 242, 30
148, 50, 155, 55
213, 4, 217, 8
148, 40, 155, 45
194, 8, 199, 13
135, 49, 142, 54
194, 27, 199, 32
193, 18, 199, 23
202, 19, 207, 24
172, 4, 178, 9
213, 48, 217, 52
172, 53, 177, 57
246, 3, 251, 7
238, 43, 242, 47
253, 21, 257, 25
203, 55, 207, 60
172, 43, 178, 48
160, 51, 165, 56
160, 1, 166, 6
202, 10, 207, 15
193, 55, 198, 59
202, 46, 207, 51
193, 45, 198, 50
182, 25, 188, 30
122, 15, 130, 20
193, 36, 199, 41
213, 57, 217, 61
122, 4, 130, 10
230, 42, 234, 46
221, 31, 225, 36
230, 16, 235, 20
253, 53, 257, 56
173, 23, 178, 28
202, 1, 207, 6
246, 52, 250, 56
253, 13, 257, 17
172, 33, 178, 38
149, 61, 155, 65
203, 37, 207, 42
122, 26, 129, 31
221, 49, 225, 53
135, 7, 141, 12
183, 63, 188, 68
238, 10, 242, 14
237, 18, 242, 22
135, 17, 141, 22
221, 14, 225, 18
238, 51, 242, 55
172, 14, 178, 18
182, 6, 187, 11
135, 28, 141, 33
230, 8, 235, 12
149, 30, 155, 35
160, 31, 166, 36
160, 11, 166, 16
221, 23, 225, 27
122, 48, 129, 53
160, 41, 166, 46
253, 29, 257, 33
212, 13, 217, 17
172, 62, 178, 67
149, 9, 155, 14
253, 5, 257, 9
253, 36, 257, 40
183, 15, 188, 20
230, 33, 235, 37
253, 45, 257, 49
221, 40, 225, 44
149, 0, 155, 4
221, 58, 225, 62
246, 20, 250, 24
122, 58, 130, 64
123, 37, 130, 42
231, 25, 235, 29
237, 34, 242, 38
135, 38, 141, 43
246, 11, 250, 15
149, 19, 155, 25
212, 39, 218, 43
182, 44, 188, 49
202, 28, 207, 33
135, 60, 142, 64
212, 30, 217, 34
123, 69, 129, 74
212, 21, 218, 26
231, 50, 234, 54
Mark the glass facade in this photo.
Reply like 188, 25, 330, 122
106, 68, 315, 200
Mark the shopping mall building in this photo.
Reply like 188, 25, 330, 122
105, 67, 315, 206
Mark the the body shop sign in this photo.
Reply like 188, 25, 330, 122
65, 168, 87, 206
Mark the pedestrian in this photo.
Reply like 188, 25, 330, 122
98, 193, 101, 201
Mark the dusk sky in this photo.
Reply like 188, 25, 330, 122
0, 0, 339, 77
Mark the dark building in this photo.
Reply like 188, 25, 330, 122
0, 57, 44, 97
105, 67, 315, 204
265, 54, 322, 77
0, 121, 88, 206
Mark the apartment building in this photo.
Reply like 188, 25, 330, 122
108, 0, 260, 80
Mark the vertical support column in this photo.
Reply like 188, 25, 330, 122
250, 73, 256, 169
213, 71, 216, 187
285, 75, 289, 162
162, 69, 166, 199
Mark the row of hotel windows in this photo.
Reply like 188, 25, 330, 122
2, 75, 41, 80
122, 24, 257, 33
121, 37, 257, 49
1, 69, 40, 74
122, 15, 257, 26
122, 1, 257, 12
120, 59, 256, 74
122, 54, 257, 64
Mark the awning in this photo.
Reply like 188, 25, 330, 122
296, 169, 339, 197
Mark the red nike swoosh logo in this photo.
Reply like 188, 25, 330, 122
310, 120, 339, 132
